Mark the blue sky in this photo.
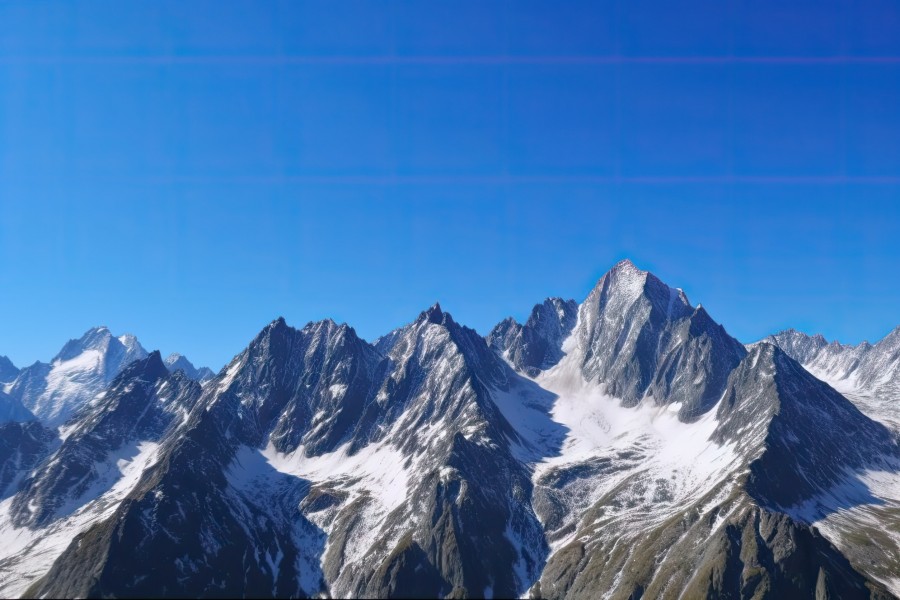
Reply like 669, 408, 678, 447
1, 1, 899, 370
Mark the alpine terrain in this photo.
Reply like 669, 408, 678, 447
0, 260, 897, 599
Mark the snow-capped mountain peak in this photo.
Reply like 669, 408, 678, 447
3, 326, 149, 427
53, 325, 113, 361
567, 260, 745, 418
1, 264, 899, 599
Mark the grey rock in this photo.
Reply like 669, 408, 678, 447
0, 355, 19, 383
488, 297, 578, 376
6, 262, 900, 600
163, 352, 216, 382
572, 259, 747, 419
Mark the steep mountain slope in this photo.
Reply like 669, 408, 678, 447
9, 352, 201, 528
0, 352, 202, 598
560, 260, 748, 420
0, 421, 55, 500
21, 318, 381, 598
23, 308, 553, 599
488, 297, 578, 376
488, 263, 899, 599
2, 327, 149, 427
0, 356, 19, 383
0, 391, 34, 424
766, 327, 900, 430
328, 305, 544, 599
0, 260, 897, 599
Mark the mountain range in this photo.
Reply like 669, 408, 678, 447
0, 259, 897, 599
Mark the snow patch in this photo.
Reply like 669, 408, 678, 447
0, 440, 160, 597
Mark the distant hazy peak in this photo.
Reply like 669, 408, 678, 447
52, 326, 147, 364
163, 352, 215, 382
4, 326, 150, 426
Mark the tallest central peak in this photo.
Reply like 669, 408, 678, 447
568, 258, 745, 417
591, 258, 651, 308
592, 260, 690, 312
611, 258, 640, 272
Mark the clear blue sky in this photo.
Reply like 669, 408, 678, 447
1, 1, 899, 370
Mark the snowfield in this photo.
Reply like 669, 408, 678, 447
0, 440, 160, 598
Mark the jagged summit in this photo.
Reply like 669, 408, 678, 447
1, 264, 899, 599
264, 315, 289, 332
416, 301, 454, 327
564, 260, 744, 417
766, 325, 900, 432
610, 257, 639, 272
114, 350, 169, 385
52, 326, 144, 363
259, 316, 360, 340
142, 349, 164, 365
0, 355, 19, 383
488, 297, 578, 376
246, 317, 346, 355
164, 353, 215, 382
164, 352, 189, 365
582, 260, 694, 326
486, 259, 744, 418
54, 325, 113, 361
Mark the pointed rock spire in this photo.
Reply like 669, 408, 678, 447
0, 355, 19, 383
417, 302, 454, 327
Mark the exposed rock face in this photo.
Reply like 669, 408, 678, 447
9, 352, 201, 528
1, 261, 898, 599
766, 327, 900, 431
0, 390, 34, 424
0, 356, 19, 383
565, 259, 748, 419
488, 297, 578, 376
164, 352, 215, 382
766, 326, 900, 393
19, 310, 538, 599
0, 420, 55, 498
528, 340, 897, 600
714, 344, 897, 508
538, 499, 890, 600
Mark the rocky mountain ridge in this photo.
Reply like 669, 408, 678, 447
1, 328, 214, 427
764, 327, 900, 431
0, 259, 897, 599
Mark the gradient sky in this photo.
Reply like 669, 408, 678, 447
1, 1, 899, 370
